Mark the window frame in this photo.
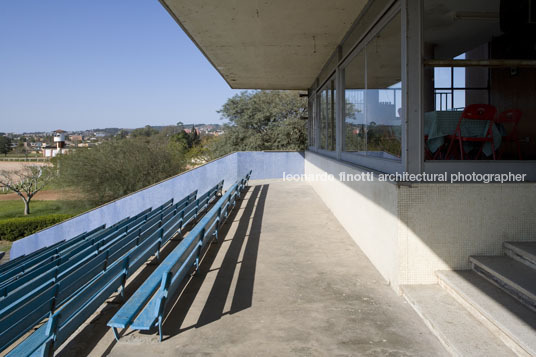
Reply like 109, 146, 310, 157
338, 4, 405, 174
315, 74, 338, 158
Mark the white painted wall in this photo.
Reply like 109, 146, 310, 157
305, 151, 400, 287
305, 151, 536, 290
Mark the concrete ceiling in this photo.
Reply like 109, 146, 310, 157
160, 0, 368, 90
424, 0, 501, 59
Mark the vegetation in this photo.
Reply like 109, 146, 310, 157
0, 199, 92, 243
210, 90, 307, 157
0, 214, 73, 242
0, 136, 13, 156
0, 200, 92, 220
50, 90, 306, 207
54, 138, 186, 204
131, 125, 159, 138
0, 165, 56, 215
0, 240, 11, 253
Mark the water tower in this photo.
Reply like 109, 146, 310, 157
53, 129, 66, 153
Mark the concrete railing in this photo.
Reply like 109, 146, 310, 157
9, 151, 304, 259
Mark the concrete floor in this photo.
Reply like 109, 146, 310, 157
58, 180, 447, 356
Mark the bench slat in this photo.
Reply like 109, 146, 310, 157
0, 285, 56, 352
109, 175, 248, 341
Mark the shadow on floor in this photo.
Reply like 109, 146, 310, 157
160, 184, 269, 338
56, 193, 238, 357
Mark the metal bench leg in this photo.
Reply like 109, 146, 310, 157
213, 229, 218, 243
113, 327, 120, 341
158, 316, 163, 342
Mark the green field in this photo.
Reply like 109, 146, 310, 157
0, 200, 93, 220
0, 200, 95, 249
0, 240, 11, 252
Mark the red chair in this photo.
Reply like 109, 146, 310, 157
445, 104, 497, 160
496, 109, 522, 160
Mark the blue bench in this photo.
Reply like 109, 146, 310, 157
3, 182, 224, 356
0, 225, 106, 275
107, 172, 251, 342
0, 195, 192, 353
0, 199, 176, 283
0, 198, 178, 297
0, 205, 158, 286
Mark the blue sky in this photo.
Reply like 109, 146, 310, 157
0, 1, 239, 133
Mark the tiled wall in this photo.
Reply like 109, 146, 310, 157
398, 182, 536, 284
305, 151, 536, 290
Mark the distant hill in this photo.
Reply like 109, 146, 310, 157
14, 124, 224, 136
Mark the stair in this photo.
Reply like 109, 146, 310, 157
403, 241, 536, 356
470, 255, 536, 312
437, 270, 536, 356
505, 241, 536, 271
401, 283, 516, 356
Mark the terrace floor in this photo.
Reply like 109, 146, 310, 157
57, 180, 447, 356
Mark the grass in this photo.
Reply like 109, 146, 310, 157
0, 200, 94, 220
0, 240, 12, 252
0, 200, 96, 246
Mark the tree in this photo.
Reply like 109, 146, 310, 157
159, 125, 181, 137
131, 125, 158, 138
0, 165, 54, 215
0, 136, 13, 156
55, 139, 185, 204
212, 90, 307, 157
168, 130, 193, 155
115, 129, 129, 139
186, 136, 214, 164
16, 141, 31, 158
190, 125, 200, 146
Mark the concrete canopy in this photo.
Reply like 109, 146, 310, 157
160, 0, 368, 90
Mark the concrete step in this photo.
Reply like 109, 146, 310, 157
401, 284, 515, 357
504, 242, 536, 270
470, 256, 536, 312
437, 270, 536, 356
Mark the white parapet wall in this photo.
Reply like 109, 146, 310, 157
305, 151, 536, 291
304, 151, 401, 287
10, 151, 305, 260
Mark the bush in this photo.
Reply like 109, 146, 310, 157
0, 214, 73, 242
55, 138, 186, 204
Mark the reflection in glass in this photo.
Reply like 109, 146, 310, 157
366, 13, 402, 160
318, 79, 336, 151
343, 13, 402, 160
343, 51, 366, 153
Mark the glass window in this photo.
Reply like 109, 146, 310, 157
343, 13, 402, 161
343, 51, 366, 153
308, 97, 315, 147
318, 78, 336, 151
423, 0, 535, 160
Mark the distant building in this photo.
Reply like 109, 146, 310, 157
43, 129, 70, 157
183, 128, 200, 135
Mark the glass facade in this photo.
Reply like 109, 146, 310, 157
343, 13, 402, 161
423, 0, 536, 160
307, 0, 533, 178
318, 78, 336, 151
